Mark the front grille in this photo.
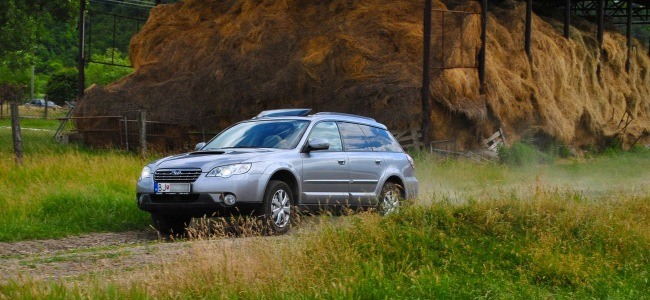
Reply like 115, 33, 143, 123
154, 169, 202, 182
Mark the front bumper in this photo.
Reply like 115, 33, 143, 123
136, 193, 260, 217
136, 172, 270, 216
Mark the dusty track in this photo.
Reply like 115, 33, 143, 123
0, 229, 189, 283
0, 217, 325, 284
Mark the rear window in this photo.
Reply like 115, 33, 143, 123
360, 125, 403, 152
338, 122, 374, 152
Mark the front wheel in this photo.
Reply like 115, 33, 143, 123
258, 180, 293, 235
377, 182, 402, 216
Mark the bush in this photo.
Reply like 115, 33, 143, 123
498, 142, 552, 166
46, 68, 77, 104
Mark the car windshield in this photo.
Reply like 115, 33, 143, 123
203, 120, 310, 150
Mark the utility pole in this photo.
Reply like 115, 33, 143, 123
625, 0, 632, 73
30, 65, 34, 102
479, 0, 487, 93
525, 0, 533, 62
421, 0, 433, 145
596, 0, 604, 80
78, 0, 86, 100
564, 0, 571, 39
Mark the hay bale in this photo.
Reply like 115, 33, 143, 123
75, 0, 650, 150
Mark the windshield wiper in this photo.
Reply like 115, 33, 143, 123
190, 149, 225, 154
221, 146, 258, 149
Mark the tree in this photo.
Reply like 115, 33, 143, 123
46, 68, 77, 104
85, 48, 133, 86
0, 0, 77, 81
0, 1, 76, 165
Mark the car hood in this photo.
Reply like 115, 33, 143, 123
153, 149, 276, 171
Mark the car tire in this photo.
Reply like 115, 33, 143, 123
258, 180, 293, 235
151, 213, 191, 236
377, 182, 402, 216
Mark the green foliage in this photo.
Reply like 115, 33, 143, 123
85, 48, 133, 86
498, 141, 552, 166
0, 63, 29, 87
0, 0, 76, 71
45, 68, 77, 104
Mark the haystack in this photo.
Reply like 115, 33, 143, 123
75, 0, 650, 150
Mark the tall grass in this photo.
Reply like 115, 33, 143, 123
0, 126, 150, 241
2, 191, 647, 299
414, 149, 650, 203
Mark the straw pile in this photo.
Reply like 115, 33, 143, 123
74, 0, 650, 150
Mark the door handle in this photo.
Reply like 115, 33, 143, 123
338, 160, 346, 165
375, 160, 382, 165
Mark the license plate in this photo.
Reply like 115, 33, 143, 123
154, 182, 190, 194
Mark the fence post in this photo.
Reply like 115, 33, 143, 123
43, 95, 49, 120
409, 121, 422, 150
124, 116, 129, 151
11, 103, 23, 165
139, 110, 147, 158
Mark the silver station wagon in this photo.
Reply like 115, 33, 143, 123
136, 109, 418, 235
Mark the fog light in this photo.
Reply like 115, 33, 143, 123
224, 194, 237, 205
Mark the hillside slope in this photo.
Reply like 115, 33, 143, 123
75, 0, 650, 149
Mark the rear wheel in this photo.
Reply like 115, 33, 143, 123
258, 180, 293, 235
377, 182, 402, 216
151, 213, 191, 236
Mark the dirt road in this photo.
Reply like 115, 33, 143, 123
0, 229, 191, 283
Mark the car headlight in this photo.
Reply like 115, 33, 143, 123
140, 166, 152, 180
207, 163, 252, 178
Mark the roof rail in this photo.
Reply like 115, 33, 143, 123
255, 108, 312, 118
314, 112, 376, 122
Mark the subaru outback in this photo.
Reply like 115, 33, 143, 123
136, 109, 418, 235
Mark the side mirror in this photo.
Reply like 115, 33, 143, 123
307, 138, 329, 152
194, 142, 206, 151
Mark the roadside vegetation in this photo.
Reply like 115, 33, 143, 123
0, 121, 648, 298
0, 118, 150, 241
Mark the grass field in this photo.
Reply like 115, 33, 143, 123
0, 117, 150, 241
0, 119, 648, 298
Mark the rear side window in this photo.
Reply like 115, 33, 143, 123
307, 121, 343, 151
359, 125, 403, 152
338, 122, 374, 152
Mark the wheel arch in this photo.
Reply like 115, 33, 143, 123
382, 175, 406, 198
268, 169, 300, 204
